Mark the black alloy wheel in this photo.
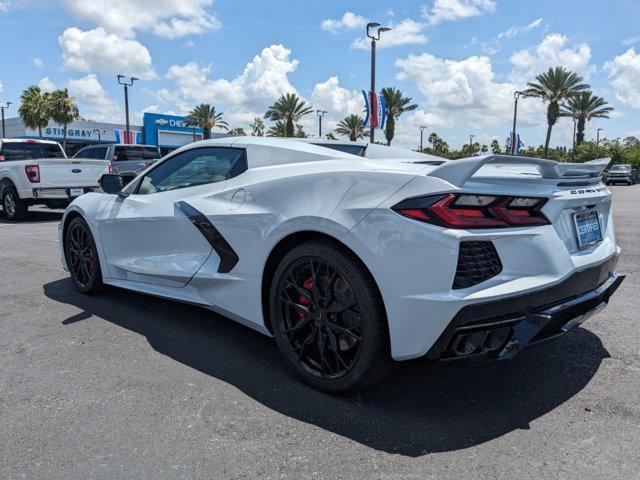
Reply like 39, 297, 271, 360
270, 240, 391, 392
65, 217, 103, 294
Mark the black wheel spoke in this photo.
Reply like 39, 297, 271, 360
66, 223, 96, 289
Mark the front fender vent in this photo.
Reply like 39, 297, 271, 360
453, 241, 502, 290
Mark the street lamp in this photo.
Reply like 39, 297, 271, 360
0, 101, 12, 138
316, 110, 327, 138
366, 22, 391, 144
116, 75, 138, 142
596, 128, 603, 146
511, 91, 524, 155
419, 125, 426, 152
469, 134, 476, 155
92, 128, 106, 142
572, 117, 577, 161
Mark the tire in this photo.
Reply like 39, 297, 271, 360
2, 187, 28, 221
269, 240, 392, 392
64, 216, 104, 294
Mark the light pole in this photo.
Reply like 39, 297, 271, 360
0, 101, 12, 138
366, 22, 391, 144
469, 134, 476, 155
316, 110, 327, 138
572, 117, 577, 161
511, 91, 524, 155
596, 128, 603, 146
419, 125, 426, 152
92, 128, 106, 142
116, 75, 138, 142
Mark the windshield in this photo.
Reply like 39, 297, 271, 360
0, 142, 65, 161
610, 165, 631, 172
114, 146, 161, 161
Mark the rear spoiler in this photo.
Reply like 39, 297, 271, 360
427, 155, 612, 188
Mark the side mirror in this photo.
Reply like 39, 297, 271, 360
99, 174, 124, 195
120, 172, 138, 186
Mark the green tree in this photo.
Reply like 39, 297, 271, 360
185, 104, 228, 139
50, 88, 79, 152
326, 132, 337, 140
481, 144, 488, 154
335, 114, 365, 141
427, 132, 450, 157
19, 85, 51, 137
267, 120, 287, 137
264, 93, 313, 137
294, 124, 307, 138
249, 117, 265, 136
381, 87, 417, 146
491, 139, 502, 154
229, 127, 246, 135
561, 91, 613, 145
523, 67, 589, 158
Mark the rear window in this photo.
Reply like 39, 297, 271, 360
610, 165, 631, 172
312, 143, 366, 157
0, 142, 65, 161
114, 146, 161, 161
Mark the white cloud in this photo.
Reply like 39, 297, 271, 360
509, 33, 594, 84
321, 11, 367, 34
66, 74, 121, 123
157, 44, 300, 124
422, 0, 496, 25
310, 76, 363, 135
59, 0, 220, 39
604, 48, 640, 109
0, 81, 3, 93
31, 57, 43, 68
38, 77, 56, 92
351, 19, 427, 49
474, 18, 544, 55
0, 1, 13, 13
59, 27, 156, 80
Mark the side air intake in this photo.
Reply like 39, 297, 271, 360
453, 241, 502, 290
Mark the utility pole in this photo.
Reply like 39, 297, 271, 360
366, 22, 391, 144
469, 134, 476, 155
572, 117, 577, 161
0, 101, 12, 138
116, 75, 138, 142
316, 110, 327, 138
596, 128, 603, 146
419, 125, 426, 152
511, 91, 523, 155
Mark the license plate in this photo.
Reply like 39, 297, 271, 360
573, 210, 602, 249
69, 188, 84, 197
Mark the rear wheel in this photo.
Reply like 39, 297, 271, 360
2, 187, 28, 221
269, 240, 392, 392
64, 217, 104, 294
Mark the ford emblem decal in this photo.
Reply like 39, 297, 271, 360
72, 168, 82, 173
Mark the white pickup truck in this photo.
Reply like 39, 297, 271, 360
0, 139, 110, 220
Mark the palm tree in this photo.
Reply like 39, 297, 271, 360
264, 93, 313, 137
523, 67, 589, 158
249, 117, 265, 136
50, 88, 79, 152
19, 85, 51, 137
267, 120, 287, 137
381, 87, 418, 146
490, 139, 502, 154
229, 127, 246, 135
185, 103, 228, 139
335, 114, 365, 141
560, 91, 613, 145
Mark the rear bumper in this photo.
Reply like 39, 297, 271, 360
425, 256, 624, 361
32, 186, 100, 200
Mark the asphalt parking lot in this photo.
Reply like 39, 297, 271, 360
1, 186, 639, 479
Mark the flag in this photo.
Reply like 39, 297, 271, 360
362, 90, 387, 130
115, 129, 142, 144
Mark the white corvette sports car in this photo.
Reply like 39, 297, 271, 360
59, 137, 624, 391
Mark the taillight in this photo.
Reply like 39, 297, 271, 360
0, 155, 5, 162
107, 164, 113, 173
393, 193, 549, 229
25, 165, 41, 183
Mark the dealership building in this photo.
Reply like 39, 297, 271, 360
2, 112, 228, 156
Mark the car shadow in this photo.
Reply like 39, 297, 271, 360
0, 209, 63, 224
43, 278, 609, 457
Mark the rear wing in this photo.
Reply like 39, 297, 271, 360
427, 155, 611, 188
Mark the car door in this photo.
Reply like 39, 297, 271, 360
97, 146, 247, 288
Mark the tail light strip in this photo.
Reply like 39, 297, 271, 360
25, 165, 41, 184
393, 193, 549, 229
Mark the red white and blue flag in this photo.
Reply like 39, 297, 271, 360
115, 130, 142, 144
362, 90, 387, 130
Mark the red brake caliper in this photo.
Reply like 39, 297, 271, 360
297, 277, 313, 320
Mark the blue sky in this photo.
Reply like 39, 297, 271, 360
0, 0, 638, 149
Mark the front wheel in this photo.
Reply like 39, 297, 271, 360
269, 240, 392, 392
64, 217, 104, 294
2, 187, 28, 221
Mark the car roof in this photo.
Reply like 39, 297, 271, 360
1, 138, 61, 145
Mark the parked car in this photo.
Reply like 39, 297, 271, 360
74, 144, 161, 175
605, 164, 637, 185
0, 139, 110, 220
59, 138, 623, 391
